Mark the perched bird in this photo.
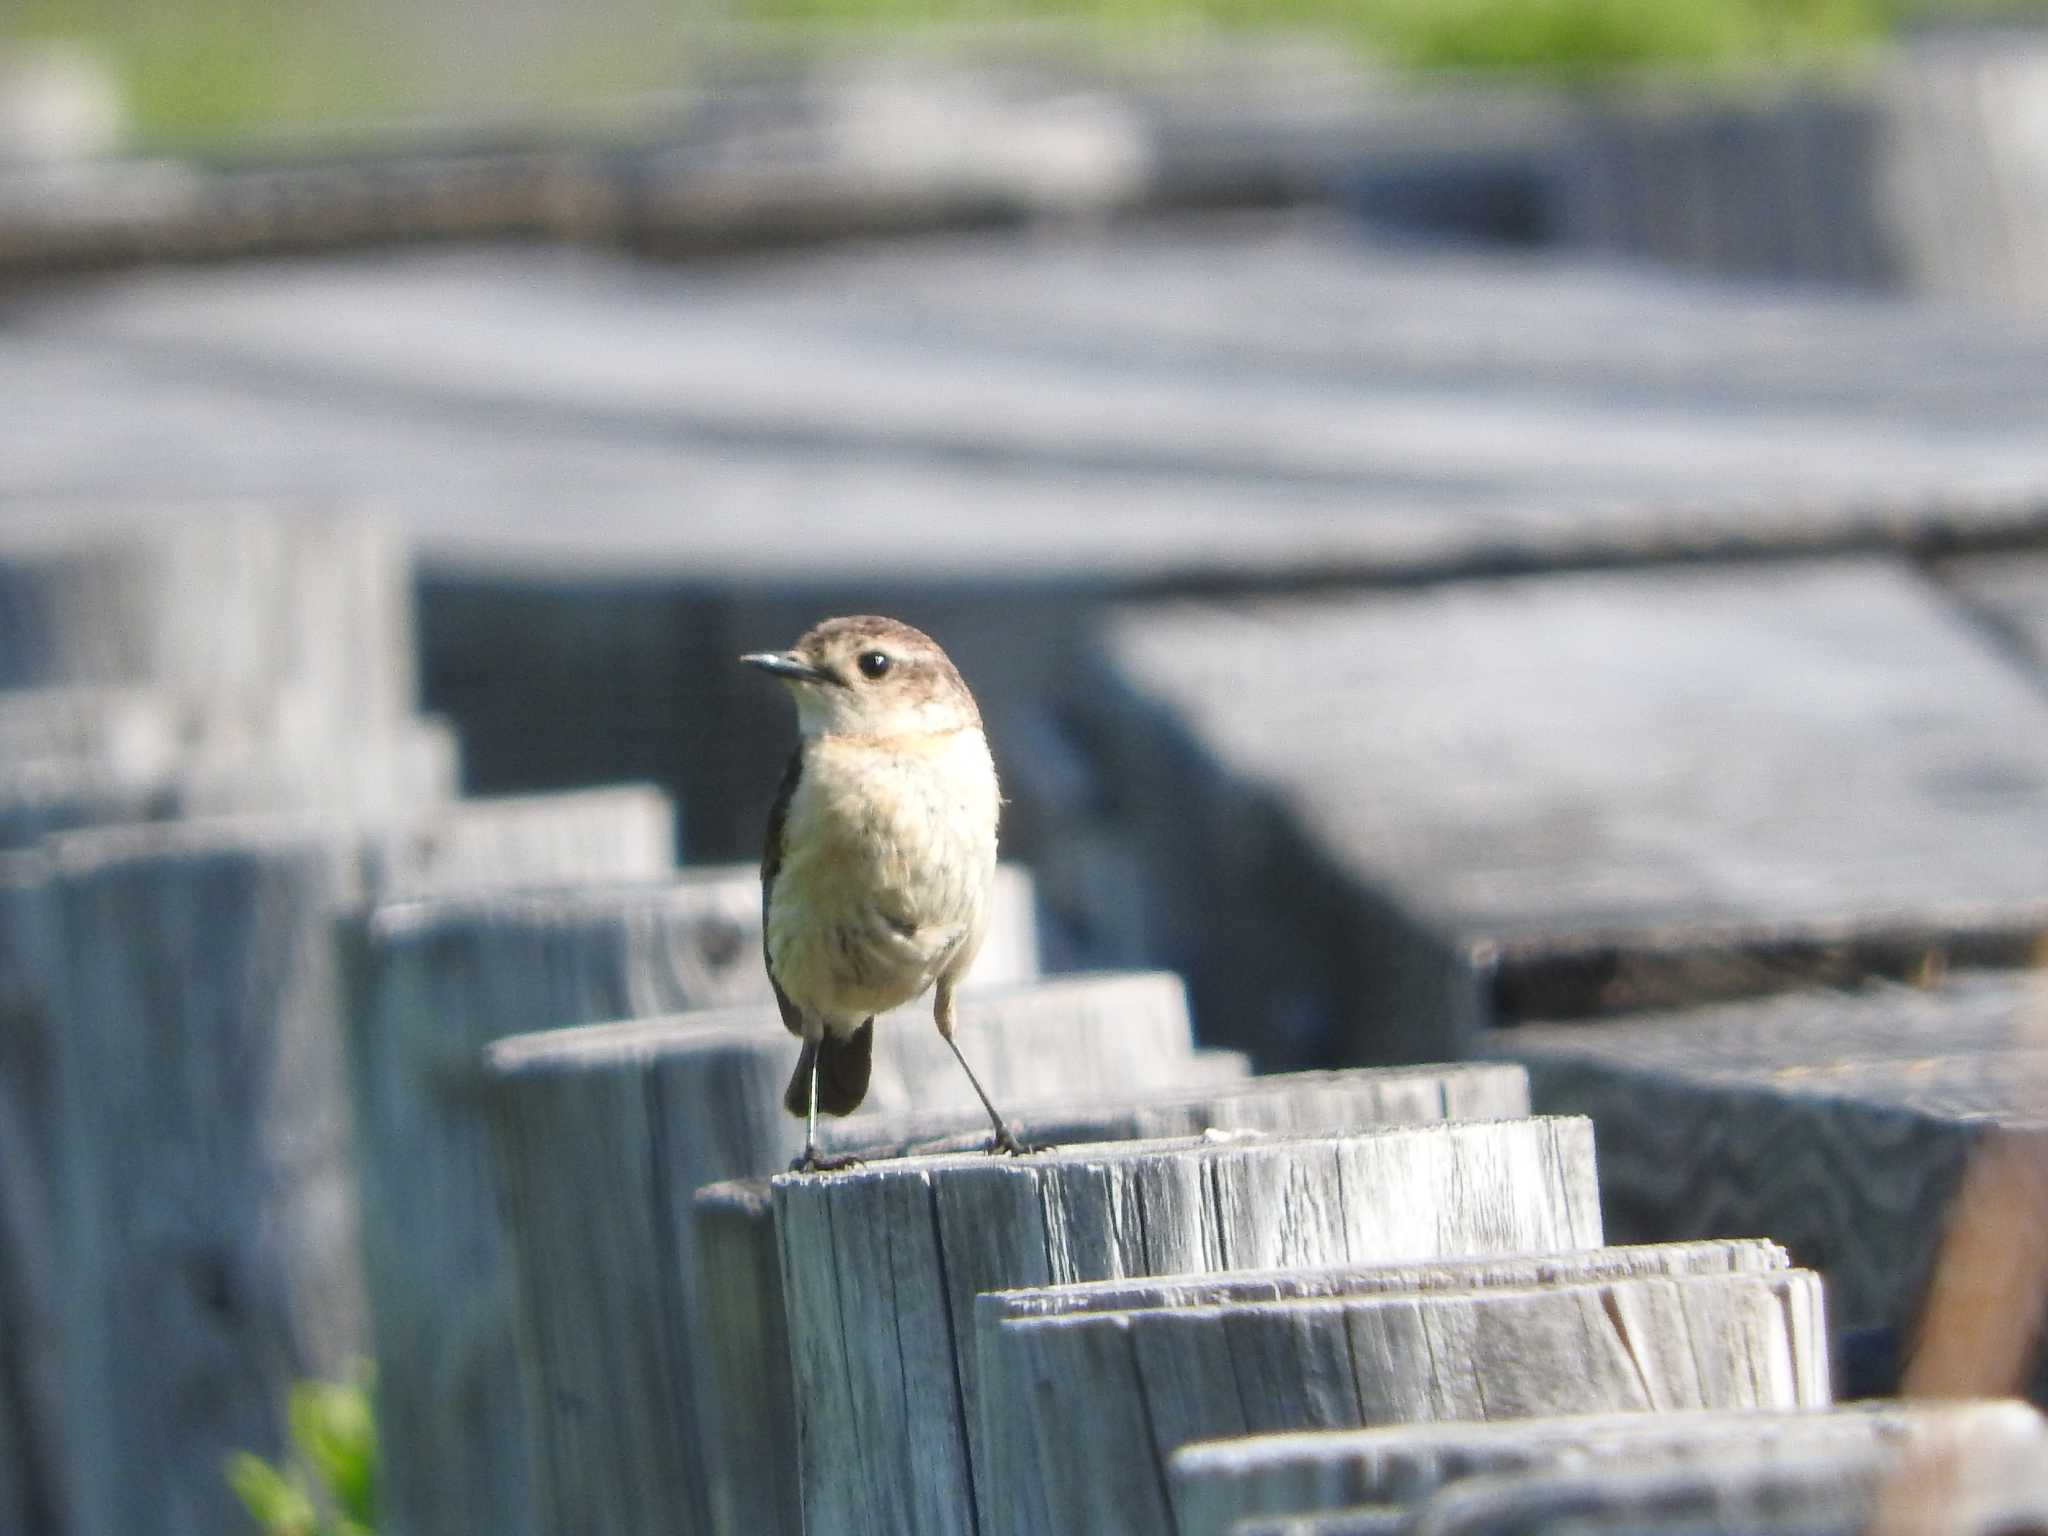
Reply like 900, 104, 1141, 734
743, 615, 1026, 1170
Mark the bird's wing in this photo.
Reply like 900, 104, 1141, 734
761, 747, 807, 1038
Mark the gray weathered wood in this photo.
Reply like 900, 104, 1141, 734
0, 506, 415, 724
991, 1268, 1825, 1536
1941, 549, 2048, 683
1491, 970, 2048, 1398
0, 853, 59, 1536
773, 1117, 1599, 1536
38, 821, 368, 1536
350, 864, 1037, 1536
692, 1061, 1529, 1536
1170, 1399, 2048, 1536
0, 695, 460, 849
481, 969, 1202, 1536
978, 1240, 1792, 1536
1391, 1433, 2048, 1536
1084, 559, 2048, 1065
7, 788, 673, 1536
833, 1061, 1530, 1159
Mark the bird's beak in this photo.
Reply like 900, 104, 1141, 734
741, 650, 833, 685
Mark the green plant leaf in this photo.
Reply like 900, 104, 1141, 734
226, 1451, 318, 1535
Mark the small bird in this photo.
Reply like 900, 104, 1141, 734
743, 615, 1027, 1170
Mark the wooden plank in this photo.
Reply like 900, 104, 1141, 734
694, 1180, 803, 1536
36, 821, 366, 1536
690, 1061, 1528, 1536
772, 1117, 1599, 1536
348, 863, 1034, 1536
0, 506, 415, 724
478, 969, 1200, 1536
0, 698, 459, 850
1941, 549, 2048, 684
1379, 1436, 2048, 1536
1083, 559, 2048, 1066
5, 790, 672, 1536
340, 875, 765, 1536
0, 854, 59, 1536
1492, 969, 2048, 1400
1170, 1400, 2048, 1536
7, 219, 2048, 605
831, 1061, 1528, 1158
989, 1268, 1824, 1536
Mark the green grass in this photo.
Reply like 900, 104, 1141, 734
5, 0, 2046, 146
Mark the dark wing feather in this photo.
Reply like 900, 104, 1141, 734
761, 748, 807, 1038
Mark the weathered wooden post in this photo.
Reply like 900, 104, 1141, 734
773, 1117, 1599, 1536
0, 853, 59, 1536
22, 788, 675, 1536
0, 685, 459, 850
481, 971, 1206, 1536
347, 866, 1040, 1536
692, 1062, 1534, 1536
39, 822, 369, 1536
1167, 1400, 2048, 1536
0, 507, 416, 725
977, 1239, 1798, 1536
983, 1258, 1826, 1536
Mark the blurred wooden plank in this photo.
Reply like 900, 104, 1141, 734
1081, 558, 2048, 1066
0, 505, 415, 724
1170, 1400, 2048, 1536
1493, 969, 2048, 1398
1941, 549, 2048, 683
0, 697, 459, 850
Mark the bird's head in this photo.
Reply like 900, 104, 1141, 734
742, 616, 982, 740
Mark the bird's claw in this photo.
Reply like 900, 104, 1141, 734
986, 1126, 1040, 1157
790, 1146, 863, 1174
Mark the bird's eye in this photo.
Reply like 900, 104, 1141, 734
857, 651, 892, 680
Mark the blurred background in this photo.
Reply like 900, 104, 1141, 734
4, 0, 2047, 145
7, 2, 2048, 1535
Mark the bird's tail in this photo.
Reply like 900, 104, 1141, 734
783, 1018, 875, 1118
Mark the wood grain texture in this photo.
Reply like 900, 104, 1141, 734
691, 1062, 1531, 1536
1492, 971, 2048, 1395
1171, 1400, 2048, 1536
349, 862, 1035, 1536
990, 1267, 1825, 1536
981, 1239, 1785, 1536
480, 969, 1196, 1536
772, 1117, 1599, 1536
835, 1061, 1530, 1158
2, 789, 672, 1536
36, 822, 367, 1536
1083, 560, 2048, 1064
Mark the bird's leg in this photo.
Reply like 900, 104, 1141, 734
790, 1034, 861, 1174
936, 978, 1036, 1156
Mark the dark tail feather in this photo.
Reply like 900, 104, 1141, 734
783, 1019, 875, 1118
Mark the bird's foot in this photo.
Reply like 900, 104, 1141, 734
790, 1145, 863, 1174
985, 1125, 1041, 1157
